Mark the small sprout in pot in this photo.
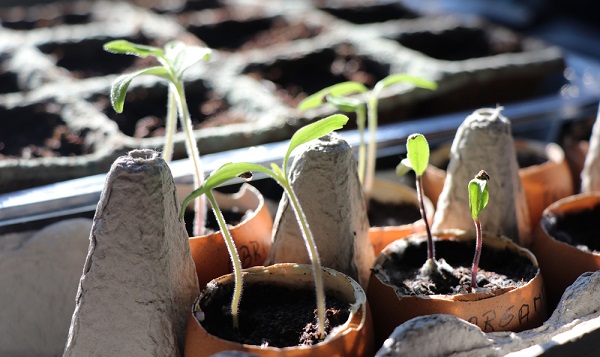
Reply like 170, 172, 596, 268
396, 133, 435, 260
298, 75, 436, 198
104, 39, 212, 236
180, 114, 349, 339
468, 170, 490, 288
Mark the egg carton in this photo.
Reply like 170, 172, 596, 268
0, 0, 566, 193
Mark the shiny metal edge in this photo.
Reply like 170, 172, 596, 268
1, 52, 599, 231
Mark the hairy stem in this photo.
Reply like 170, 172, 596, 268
280, 179, 326, 339
416, 175, 434, 260
205, 191, 243, 332
356, 105, 367, 185
472, 219, 482, 288
364, 95, 378, 198
172, 80, 206, 235
162, 89, 178, 162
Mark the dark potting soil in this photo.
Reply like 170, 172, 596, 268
198, 282, 350, 348
542, 205, 600, 253
377, 238, 538, 296
0, 104, 92, 159
367, 199, 422, 227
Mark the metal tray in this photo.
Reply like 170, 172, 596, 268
1, 50, 599, 234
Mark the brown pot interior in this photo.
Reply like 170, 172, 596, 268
184, 263, 374, 357
535, 192, 600, 309
368, 230, 546, 347
368, 178, 434, 255
188, 184, 273, 288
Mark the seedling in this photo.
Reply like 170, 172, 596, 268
298, 82, 368, 183
104, 40, 211, 236
468, 170, 490, 288
298, 75, 437, 198
180, 114, 349, 339
396, 133, 435, 260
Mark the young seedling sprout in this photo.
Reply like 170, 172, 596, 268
298, 75, 436, 199
396, 133, 435, 260
298, 82, 368, 183
468, 170, 490, 288
180, 114, 350, 339
103, 40, 212, 236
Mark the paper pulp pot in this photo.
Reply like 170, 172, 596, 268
367, 230, 546, 347
187, 183, 273, 288
368, 178, 435, 255
423, 140, 573, 229
534, 192, 600, 309
184, 263, 375, 357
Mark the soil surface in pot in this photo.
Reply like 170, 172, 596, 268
198, 282, 350, 348
377, 238, 538, 295
367, 199, 422, 227
542, 205, 600, 253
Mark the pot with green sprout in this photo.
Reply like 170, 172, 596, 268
297, 76, 436, 254
180, 114, 374, 356
104, 40, 273, 287
367, 169, 546, 348
423, 137, 573, 229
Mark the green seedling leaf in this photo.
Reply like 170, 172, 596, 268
180, 162, 271, 217
406, 133, 429, 177
164, 41, 212, 77
103, 40, 165, 59
110, 66, 171, 113
468, 170, 490, 220
325, 94, 363, 112
283, 114, 349, 170
395, 158, 413, 177
374, 74, 438, 94
298, 82, 368, 111
270, 163, 285, 179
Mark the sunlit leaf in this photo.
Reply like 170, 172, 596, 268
283, 114, 349, 170
164, 41, 212, 77
406, 133, 429, 177
468, 170, 490, 220
374, 74, 437, 95
103, 40, 164, 59
298, 82, 368, 111
180, 162, 272, 216
110, 66, 171, 113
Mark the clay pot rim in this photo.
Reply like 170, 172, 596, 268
373, 229, 541, 301
517, 140, 565, 175
191, 263, 368, 351
540, 191, 600, 257
543, 191, 600, 216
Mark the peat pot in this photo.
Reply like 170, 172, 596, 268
368, 230, 546, 347
534, 192, 600, 309
185, 263, 374, 357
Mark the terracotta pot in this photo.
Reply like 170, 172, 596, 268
533, 192, 600, 309
185, 263, 375, 357
187, 183, 273, 289
368, 230, 546, 346
368, 178, 435, 255
423, 139, 573, 228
